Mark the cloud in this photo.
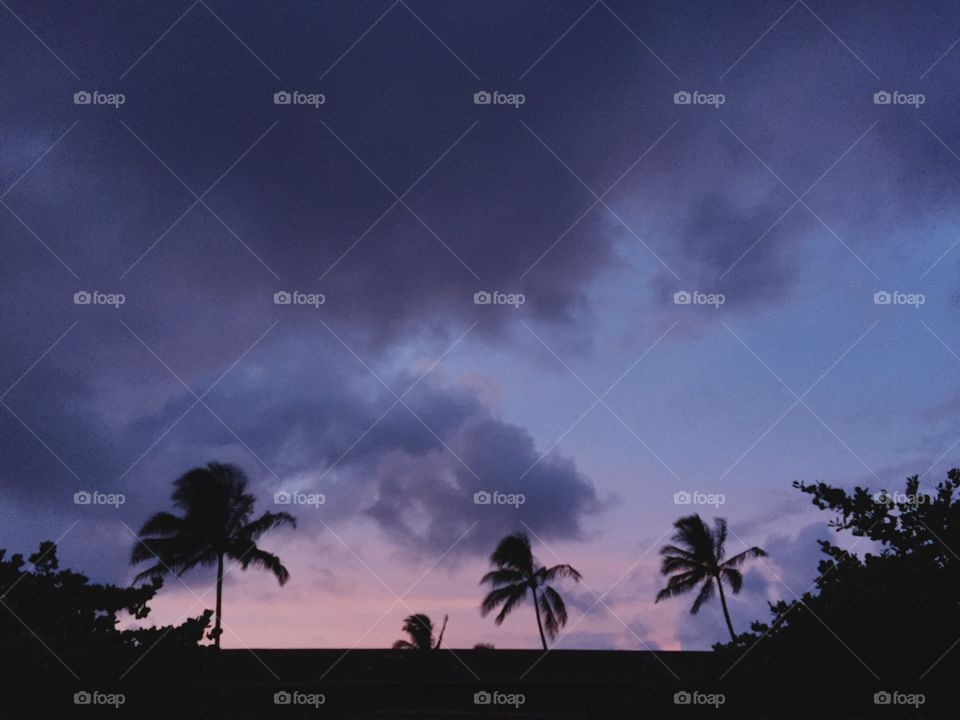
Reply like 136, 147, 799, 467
649, 192, 799, 318
364, 411, 602, 556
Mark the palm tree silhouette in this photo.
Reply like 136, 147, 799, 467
130, 462, 296, 649
480, 532, 582, 650
392, 613, 447, 650
655, 514, 766, 642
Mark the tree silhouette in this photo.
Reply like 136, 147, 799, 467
392, 613, 447, 650
0, 541, 211, 717
130, 462, 296, 648
655, 514, 766, 642
714, 471, 960, 697
480, 532, 582, 650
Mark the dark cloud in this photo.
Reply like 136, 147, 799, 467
5, 1, 960, 637
364, 412, 602, 555
650, 192, 799, 312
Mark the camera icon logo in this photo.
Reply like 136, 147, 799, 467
274, 91, 292, 105
474, 91, 492, 105
673, 491, 691, 505
673, 291, 691, 305
274, 691, 292, 705
74, 91, 92, 105
674, 691, 691, 705
874, 691, 891, 705
873, 91, 892, 105
873, 291, 891, 305
873, 490, 893, 505
274, 491, 292, 505
74, 491, 92, 505
74, 691, 92, 705
474, 691, 491, 705
474, 291, 492, 305
274, 291, 292, 305
74, 291, 92, 305
673, 91, 691, 105
474, 491, 491, 505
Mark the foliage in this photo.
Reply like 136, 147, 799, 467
0, 541, 210, 716
480, 532, 582, 650
714, 471, 960, 709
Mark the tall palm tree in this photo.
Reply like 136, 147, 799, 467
480, 532, 582, 650
392, 613, 447, 650
130, 462, 296, 649
655, 514, 766, 642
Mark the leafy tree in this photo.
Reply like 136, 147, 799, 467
655, 514, 766, 642
480, 532, 582, 650
0, 541, 210, 716
131, 462, 296, 648
714, 472, 960, 713
392, 613, 447, 650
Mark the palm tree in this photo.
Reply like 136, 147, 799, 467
655, 514, 766, 642
479, 532, 582, 650
392, 613, 447, 650
130, 462, 296, 649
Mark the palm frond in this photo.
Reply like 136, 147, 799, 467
240, 511, 297, 542
659, 544, 699, 561
132, 562, 167, 584
689, 576, 715, 614
237, 548, 290, 585
540, 563, 582, 583
489, 533, 534, 574
670, 514, 714, 560
722, 546, 767, 568
660, 554, 701, 574
541, 585, 568, 639
130, 537, 177, 566
479, 568, 526, 588
721, 567, 743, 594
399, 613, 434, 650
712, 518, 728, 562
138, 511, 183, 537
480, 584, 526, 618
655, 570, 702, 603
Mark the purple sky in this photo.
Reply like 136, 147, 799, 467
2, 0, 960, 652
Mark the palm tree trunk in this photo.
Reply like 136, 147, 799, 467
715, 574, 737, 642
532, 588, 548, 651
213, 553, 224, 649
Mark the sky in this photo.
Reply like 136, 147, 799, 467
2, 0, 960, 656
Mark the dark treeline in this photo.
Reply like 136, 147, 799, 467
0, 466, 957, 717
